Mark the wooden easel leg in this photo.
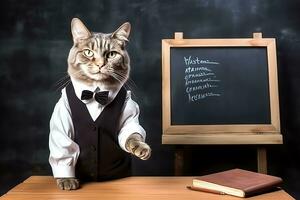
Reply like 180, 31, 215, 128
175, 146, 184, 176
257, 147, 267, 174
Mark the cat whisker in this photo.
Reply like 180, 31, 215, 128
88, 66, 137, 99
109, 73, 131, 91
110, 74, 137, 99
124, 79, 137, 99
113, 72, 133, 90
110, 71, 127, 84
53, 70, 83, 91
111, 70, 137, 98
56, 79, 71, 92
107, 68, 128, 82
52, 72, 70, 86
109, 73, 124, 84
53, 74, 70, 90
116, 71, 136, 87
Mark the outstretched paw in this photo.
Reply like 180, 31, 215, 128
126, 133, 151, 160
132, 141, 151, 160
56, 178, 80, 190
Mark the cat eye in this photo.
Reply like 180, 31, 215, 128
83, 49, 94, 57
106, 51, 117, 59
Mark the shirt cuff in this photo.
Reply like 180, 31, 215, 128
118, 124, 146, 153
51, 165, 75, 178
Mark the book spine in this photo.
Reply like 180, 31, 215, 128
244, 180, 282, 197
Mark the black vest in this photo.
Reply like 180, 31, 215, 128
66, 82, 131, 182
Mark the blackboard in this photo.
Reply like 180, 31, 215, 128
1, 1, 300, 197
162, 35, 282, 144
170, 47, 271, 125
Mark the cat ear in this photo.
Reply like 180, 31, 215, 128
111, 22, 131, 43
71, 18, 91, 43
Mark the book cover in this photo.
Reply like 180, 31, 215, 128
192, 168, 283, 197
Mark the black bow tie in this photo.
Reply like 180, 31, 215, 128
81, 90, 109, 105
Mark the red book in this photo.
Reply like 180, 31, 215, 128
191, 168, 283, 197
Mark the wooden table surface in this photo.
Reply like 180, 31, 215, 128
0, 176, 295, 200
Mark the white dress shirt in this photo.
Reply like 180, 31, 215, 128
49, 77, 146, 178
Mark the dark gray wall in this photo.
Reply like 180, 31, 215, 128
1, 0, 300, 198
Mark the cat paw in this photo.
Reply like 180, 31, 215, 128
126, 133, 152, 160
56, 178, 80, 190
133, 141, 151, 160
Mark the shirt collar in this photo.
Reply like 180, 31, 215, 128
70, 77, 121, 104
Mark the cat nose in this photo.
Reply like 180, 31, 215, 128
95, 59, 104, 68
97, 63, 104, 68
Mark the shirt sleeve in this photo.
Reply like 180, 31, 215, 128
48, 88, 80, 178
118, 91, 146, 152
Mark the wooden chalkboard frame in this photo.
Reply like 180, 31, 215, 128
162, 33, 283, 145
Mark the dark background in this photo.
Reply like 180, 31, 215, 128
0, 0, 299, 199
170, 47, 271, 125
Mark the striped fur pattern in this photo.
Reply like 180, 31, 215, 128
68, 18, 131, 88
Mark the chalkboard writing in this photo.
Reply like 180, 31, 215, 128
184, 56, 221, 102
170, 47, 271, 125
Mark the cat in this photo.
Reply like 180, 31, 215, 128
49, 18, 151, 190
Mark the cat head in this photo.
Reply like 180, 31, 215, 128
68, 18, 131, 88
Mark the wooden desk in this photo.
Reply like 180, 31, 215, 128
0, 176, 295, 200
